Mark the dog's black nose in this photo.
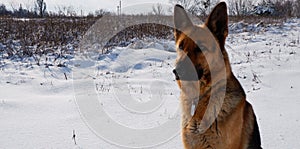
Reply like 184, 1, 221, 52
172, 69, 177, 74
173, 65, 203, 81
173, 57, 203, 81
173, 69, 180, 80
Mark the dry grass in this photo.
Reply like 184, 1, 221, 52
229, 15, 287, 24
0, 15, 293, 65
0, 17, 97, 66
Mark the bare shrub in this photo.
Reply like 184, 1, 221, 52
35, 0, 47, 17
152, 3, 165, 15
169, 0, 218, 16
0, 17, 97, 66
294, 0, 300, 17
227, 0, 254, 16
273, 0, 294, 17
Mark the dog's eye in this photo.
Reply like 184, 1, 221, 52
178, 42, 184, 50
195, 45, 207, 53
195, 46, 201, 53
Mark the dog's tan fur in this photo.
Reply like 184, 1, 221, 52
173, 2, 262, 149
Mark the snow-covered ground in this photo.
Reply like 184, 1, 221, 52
227, 19, 300, 148
0, 19, 300, 148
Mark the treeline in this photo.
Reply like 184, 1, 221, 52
0, 3, 40, 18
1, 0, 300, 18
0, 0, 48, 18
0, 0, 111, 18
227, 0, 300, 17
170, 0, 300, 17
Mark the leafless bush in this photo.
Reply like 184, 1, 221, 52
152, 3, 165, 15
78, 14, 175, 54
35, 0, 47, 17
169, 0, 218, 16
273, 0, 294, 17
293, 0, 300, 17
106, 23, 173, 49
227, 0, 254, 16
229, 15, 286, 24
0, 17, 97, 66
226, 0, 300, 17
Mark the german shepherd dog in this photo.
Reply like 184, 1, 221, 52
172, 2, 262, 149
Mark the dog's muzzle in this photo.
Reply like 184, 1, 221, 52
173, 60, 203, 81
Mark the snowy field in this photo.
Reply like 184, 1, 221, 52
0, 19, 300, 148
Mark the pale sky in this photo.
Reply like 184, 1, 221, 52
1, 0, 171, 14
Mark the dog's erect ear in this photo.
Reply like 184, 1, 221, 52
205, 2, 228, 48
174, 4, 193, 39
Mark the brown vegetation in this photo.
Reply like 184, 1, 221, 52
0, 17, 97, 66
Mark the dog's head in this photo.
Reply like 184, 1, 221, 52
173, 2, 230, 91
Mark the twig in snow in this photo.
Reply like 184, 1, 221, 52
64, 73, 68, 80
72, 129, 77, 145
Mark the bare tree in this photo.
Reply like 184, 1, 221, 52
227, 0, 253, 16
295, 0, 300, 17
0, 3, 10, 15
169, 0, 217, 16
0, 4, 6, 13
95, 9, 111, 17
66, 5, 76, 16
24, 0, 32, 12
152, 3, 164, 15
9, 1, 18, 12
55, 5, 67, 16
273, 0, 294, 17
35, 0, 46, 17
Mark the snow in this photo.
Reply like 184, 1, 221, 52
227, 19, 300, 148
0, 18, 300, 148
